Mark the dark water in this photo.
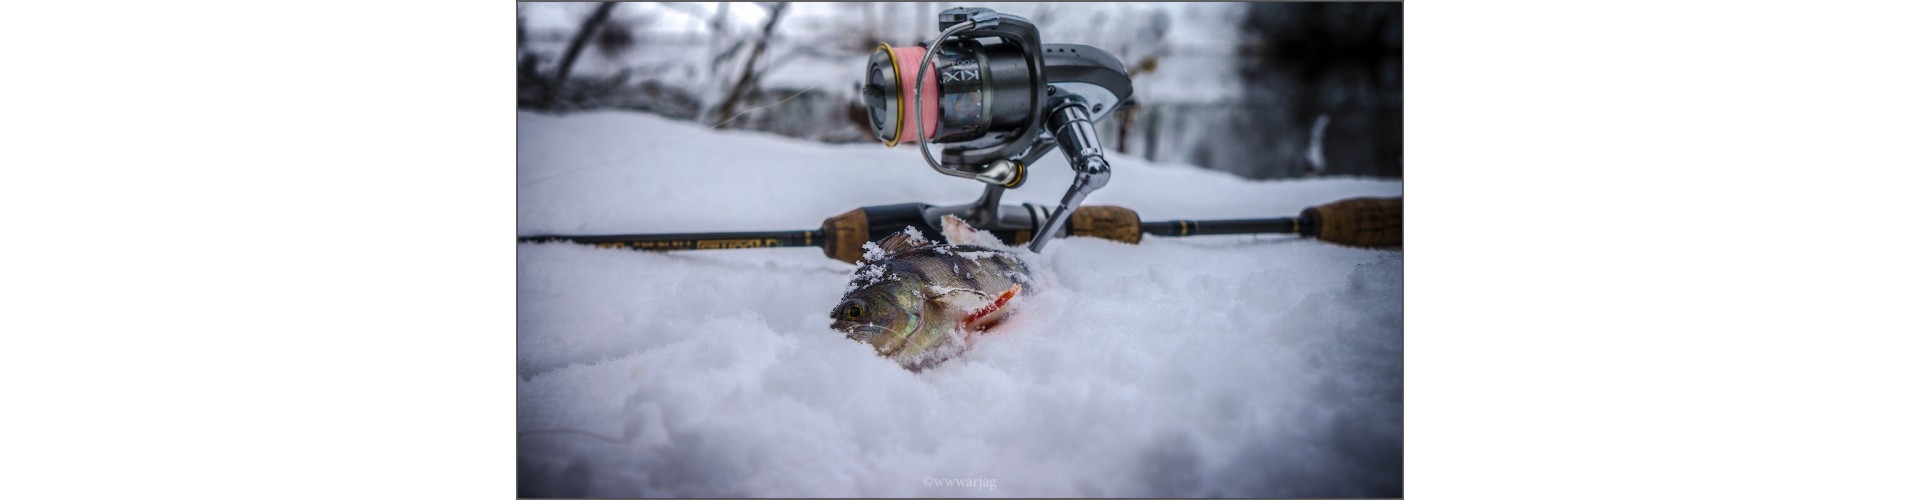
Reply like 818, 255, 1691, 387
1237, 2, 1402, 179
1101, 3, 1402, 180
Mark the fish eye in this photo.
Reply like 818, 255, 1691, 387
842, 303, 865, 321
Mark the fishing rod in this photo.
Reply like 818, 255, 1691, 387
518, 197, 1401, 264
520, 7, 1402, 263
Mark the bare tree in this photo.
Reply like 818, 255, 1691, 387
711, 2, 791, 127
547, 2, 619, 108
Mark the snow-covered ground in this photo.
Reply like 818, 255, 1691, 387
518, 111, 1403, 497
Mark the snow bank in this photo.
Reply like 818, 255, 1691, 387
518, 111, 1402, 497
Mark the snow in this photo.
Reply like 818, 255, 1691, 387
518, 110, 1403, 497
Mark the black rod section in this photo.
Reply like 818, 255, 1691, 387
519, 230, 823, 251
1138, 217, 1305, 238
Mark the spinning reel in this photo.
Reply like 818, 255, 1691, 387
521, 7, 1403, 261
861, 7, 1133, 252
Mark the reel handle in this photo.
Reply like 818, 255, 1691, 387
1028, 94, 1110, 253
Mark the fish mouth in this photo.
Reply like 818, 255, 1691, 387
845, 326, 891, 348
843, 325, 918, 360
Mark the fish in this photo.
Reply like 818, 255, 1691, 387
829, 215, 1035, 371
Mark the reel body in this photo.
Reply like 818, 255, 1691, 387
860, 7, 1134, 252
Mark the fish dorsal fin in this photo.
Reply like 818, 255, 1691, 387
872, 227, 935, 257
939, 214, 1008, 249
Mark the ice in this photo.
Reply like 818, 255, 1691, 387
519, 110, 1402, 497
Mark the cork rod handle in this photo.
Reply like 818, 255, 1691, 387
1301, 197, 1402, 248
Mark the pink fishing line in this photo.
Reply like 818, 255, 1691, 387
889, 46, 941, 143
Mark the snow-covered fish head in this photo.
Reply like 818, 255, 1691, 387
830, 217, 1032, 371
830, 272, 937, 361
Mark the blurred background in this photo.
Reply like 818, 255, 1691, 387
517, 2, 1401, 180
